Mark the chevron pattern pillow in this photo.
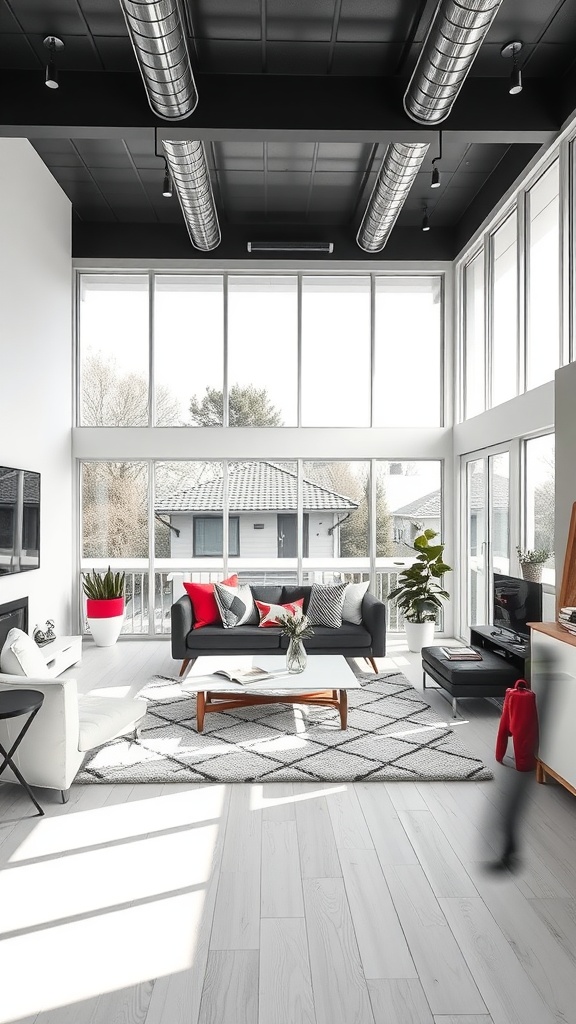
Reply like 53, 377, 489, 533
306, 582, 349, 628
214, 581, 258, 628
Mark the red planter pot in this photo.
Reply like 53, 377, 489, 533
86, 597, 125, 646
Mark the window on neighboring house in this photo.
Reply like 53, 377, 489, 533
193, 517, 240, 557
0, 508, 13, 549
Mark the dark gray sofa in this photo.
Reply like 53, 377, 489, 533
171, 584, 386, 676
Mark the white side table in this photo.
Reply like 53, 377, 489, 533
39, 636, 82, 678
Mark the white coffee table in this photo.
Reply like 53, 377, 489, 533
182, 654, 360, 732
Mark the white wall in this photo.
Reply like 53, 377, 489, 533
554, 360, 576, 589
0, 139, 73, 633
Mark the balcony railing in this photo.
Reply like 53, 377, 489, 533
80, 563, 442, 637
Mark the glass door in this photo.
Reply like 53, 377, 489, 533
463, 447, 512, 633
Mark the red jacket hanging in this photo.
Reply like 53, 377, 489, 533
495, 679, 539, 772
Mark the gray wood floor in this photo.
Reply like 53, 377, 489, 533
2, 638, 576, 1024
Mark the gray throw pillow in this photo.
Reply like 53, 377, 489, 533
214, 581, 258, 628
306, 582, 349, 628
342, 580, 370, 624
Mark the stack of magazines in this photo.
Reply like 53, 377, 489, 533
438, 646, 482, 661
558, 607, 576, 636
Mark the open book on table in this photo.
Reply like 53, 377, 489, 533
211, 666, 271, 685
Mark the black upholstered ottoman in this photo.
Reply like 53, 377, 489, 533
422, 645, 520, 717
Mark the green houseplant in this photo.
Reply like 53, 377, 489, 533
82, 567, 126, 647
516, 546, 553, 583
388, 529, 452, 652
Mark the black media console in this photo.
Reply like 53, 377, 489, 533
470, 624, 531, 680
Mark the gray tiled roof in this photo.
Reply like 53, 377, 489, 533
155, 461, 358, 514
392, 473, 509, 519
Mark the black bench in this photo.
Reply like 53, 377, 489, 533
422, 645, 520, 717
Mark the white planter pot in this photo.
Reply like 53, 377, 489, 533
404, 620, 436, 653
86, 597, 125, 647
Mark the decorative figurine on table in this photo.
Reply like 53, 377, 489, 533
33, 620, 57, 647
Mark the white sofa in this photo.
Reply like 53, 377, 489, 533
0, 673, 147, 801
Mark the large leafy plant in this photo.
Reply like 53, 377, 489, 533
82, 566, 125, 600
388, 530, 452, 623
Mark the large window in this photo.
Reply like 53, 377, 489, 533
194, 517, 239, 557
524, 434, 555, 584
299, 277, 371, 426
491, 210, 518, 408
527, 162, 560, 390
79, 276, 149, 426
154, 276, 224, 426
374, 277, 442, 427
228, 277, 297, 426
463, 251, 485, 419
79, 272, 444, 427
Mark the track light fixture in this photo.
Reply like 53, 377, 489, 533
162, 160, 172, 198
501, 41, 523, 96
422, 208, 430, 232
431, 131, 442, 189
43, 36, 64, 90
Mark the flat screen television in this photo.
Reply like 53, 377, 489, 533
0, 466, 40, 575
493, 573, 542, 640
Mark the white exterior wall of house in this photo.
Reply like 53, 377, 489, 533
0, 139, 73, 632
166, 511, 339, 559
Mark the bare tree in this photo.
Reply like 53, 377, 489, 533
189, 384, 283, 426
81, 352, 180, 426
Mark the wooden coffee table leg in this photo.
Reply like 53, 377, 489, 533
197, 691, 206, 733
339, 689, 348, 730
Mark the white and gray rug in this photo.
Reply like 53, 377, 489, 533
76, 670, 493, 783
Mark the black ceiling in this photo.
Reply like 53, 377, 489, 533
1, 0, 575, 260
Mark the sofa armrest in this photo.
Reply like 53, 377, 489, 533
361, 592, 386, 657
171, 595, 194, 659
0, 675, 82, 791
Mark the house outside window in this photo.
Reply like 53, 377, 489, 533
193, 517, 240, 557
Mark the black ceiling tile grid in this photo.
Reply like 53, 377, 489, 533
347, 142, 380, 228
266, 0, 336, 42
1, 0, 42, 65
267, 142, 315, 173
68, 139, 120, 222
323, 0, 342, 74
70, 0, 105, 69
304, 142, 320, 222
26, 33, 103, 70
0, 34, 40, 68
537, 0, 576, 41
208, 140, 228, 225
484, 0, 567, 45
194, 37, 263, 73
191, 0, 262, 40
337, 0, 414, 43
0, 0, 21, 32
76, 0, 128, 37
6, 0, 86, 35
265, 40, 331, 74
94, 36, 138, 73
121, 139, 160, 224
330, 42, 403, 76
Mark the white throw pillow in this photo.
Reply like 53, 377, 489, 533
0, 627, 47, 677
342, 580, 370, 625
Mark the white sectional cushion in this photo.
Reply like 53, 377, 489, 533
0, 627, 48, 677
342, 580, 370, 625
77, 695, 147, 752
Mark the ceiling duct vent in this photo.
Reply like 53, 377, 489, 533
357, 143, 429, 253
118, 0, 198, 120
357, 0, 505, 251
163, 141, 221, 251
247, 241, 334, 253
404, 0, 505, 124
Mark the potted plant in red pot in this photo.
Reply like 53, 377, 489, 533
82, 567, 126, 647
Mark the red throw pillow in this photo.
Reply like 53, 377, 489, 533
183, 575, 238, 629
255, 598, 304, 628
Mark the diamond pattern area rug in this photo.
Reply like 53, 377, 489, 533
76, 671, 493, 784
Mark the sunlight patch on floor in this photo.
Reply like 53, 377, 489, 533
250, 783, 347, 811
8, 785, 226, 862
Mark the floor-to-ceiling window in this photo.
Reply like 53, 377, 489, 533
76, 270, 448, 636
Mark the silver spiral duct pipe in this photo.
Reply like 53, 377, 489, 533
404, 0, 505, 124
163, 141, 221, 251
356, 143, 429, 252
119, 0, 198, 120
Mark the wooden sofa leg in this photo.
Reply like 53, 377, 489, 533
366, 656, 378, 674
61, 789, 70, 804
179, 658, 191, 677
